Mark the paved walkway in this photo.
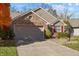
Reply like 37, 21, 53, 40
17, 40, 79, 56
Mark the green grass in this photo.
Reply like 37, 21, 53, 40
0, 47, 17, 56
65, 36, 79, 51
65, 43, 79, 51
0, 40, 17, 56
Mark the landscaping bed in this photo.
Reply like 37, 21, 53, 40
0, 39, 17, 56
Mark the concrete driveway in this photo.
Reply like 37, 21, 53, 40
17, 40, 79, 56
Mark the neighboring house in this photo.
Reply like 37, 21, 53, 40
68, 20, 79, 36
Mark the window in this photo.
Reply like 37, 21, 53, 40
24, 16, 32, 20
29, 16, 32, 19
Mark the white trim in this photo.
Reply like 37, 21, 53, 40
31, 10, 50, 25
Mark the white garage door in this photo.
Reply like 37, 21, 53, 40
74, 28, 79, 36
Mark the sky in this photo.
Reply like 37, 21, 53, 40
10, 3, 79, 18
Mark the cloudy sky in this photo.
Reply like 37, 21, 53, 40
11, 3, 79, 18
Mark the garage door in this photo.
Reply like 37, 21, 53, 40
74, 28, 79, 36
14, 25, 44, 41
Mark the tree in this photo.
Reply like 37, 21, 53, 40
59, 8, 74, 20
0, 3, 12, 31
0, 27, 15, 40
64, 20, 74, 41
48, 7, 58, 17
0, 3, 14, 40
11, 6, 17, 12
41, 3, 50, 9
59, 8, 74, 41
22, 6, 27, 12
48, 7, 54, 14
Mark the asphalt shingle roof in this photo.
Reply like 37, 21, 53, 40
34, 8, 58, 24
69, 20, 79, 27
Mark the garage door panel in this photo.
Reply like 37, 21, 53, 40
14, 25, 44, 41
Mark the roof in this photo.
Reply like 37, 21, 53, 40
12, 7, 59, 24
33, 7, 59, 24
69, 20, 79, 27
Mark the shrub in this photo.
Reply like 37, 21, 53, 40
0, 28, 7, 39
48, 25, 52, 32
56, 32, 69, 39
44, 28, 52, 39
64, 20, 74, 41
6, 28, 15, 39
0, 27, 15, 40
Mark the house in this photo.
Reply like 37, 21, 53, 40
12, 7, 79, 41
12, 7, 63, 41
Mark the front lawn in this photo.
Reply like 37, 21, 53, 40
65, 43, 79, 51
0, 40, 17, 56
64, 36, 79, 51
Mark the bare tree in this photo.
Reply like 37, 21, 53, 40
48, 7, 58, 17
59, 8, 74, 20
11, 6, 17, 12
60, 8, 75, 41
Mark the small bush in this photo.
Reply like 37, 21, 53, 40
0, 27, 15, 40
6, 28, 15, 39
56, 32, 69, 39
44, 28, 52, 39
